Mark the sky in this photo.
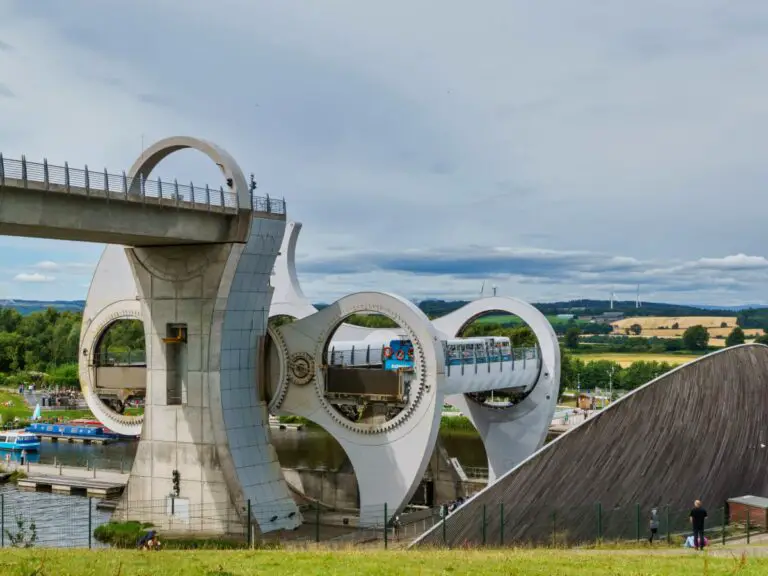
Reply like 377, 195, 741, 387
1, 1, 768, 306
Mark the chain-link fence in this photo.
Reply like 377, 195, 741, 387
0, 492, 759, 550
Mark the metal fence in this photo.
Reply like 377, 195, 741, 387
0, 153, 286, 215
0, 490, 759, 550
423, 500, 762, 549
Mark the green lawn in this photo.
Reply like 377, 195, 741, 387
474, 314, 587, 327
573, 352, 701, 367
0, 390, 32, 423
0, 549, 765, 575
0, 390, 144, 426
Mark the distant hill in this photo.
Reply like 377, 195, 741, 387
3, 297, 768, 330
414, 299, 739, 319
0, 299, 85, 315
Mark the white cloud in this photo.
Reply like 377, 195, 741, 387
2, 1, 768, 305
33, 261, 59, 271
32, 261, 94, 274
14, 273, 54, 283
692, 254, 768, 270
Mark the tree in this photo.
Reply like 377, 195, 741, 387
720, 321, 729, 328
682, 325, 709, 351
755, 333, 768, 345
725, 326, 745, 347
672, 322, 679, 330
564, 326, 581, 349
629, 323, 642, 335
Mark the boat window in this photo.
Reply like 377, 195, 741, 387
0, 436, 6, 443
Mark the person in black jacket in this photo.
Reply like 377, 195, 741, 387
690, 500, 708, 550
649, 508, 660, 544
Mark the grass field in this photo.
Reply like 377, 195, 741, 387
0, 389, 102, 424
1, 549, 766, 576
474, 314, 587, 327
574, 352, 701, 367
0, 390, 32, 422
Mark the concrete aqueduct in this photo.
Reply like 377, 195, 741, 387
0, 136, 560, 536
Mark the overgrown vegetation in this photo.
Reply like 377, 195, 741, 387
4, 514, 37, 548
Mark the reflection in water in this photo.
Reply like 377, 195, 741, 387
2, 440, 138, 470
270, 429, 487, 471
0, 485, 111, 548
4, 429, 486, 472
438, 432, 488, 469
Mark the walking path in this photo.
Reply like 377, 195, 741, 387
5, 461, 129, 484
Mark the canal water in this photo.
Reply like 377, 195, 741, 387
0, 429, 485, 547
5, 429, 487, 471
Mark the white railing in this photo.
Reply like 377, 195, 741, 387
0, 153, 286, 214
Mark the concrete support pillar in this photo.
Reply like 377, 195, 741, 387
115, 214, 300, 536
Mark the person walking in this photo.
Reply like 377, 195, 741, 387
649, 508, 660, 544
690, 500, 708, 550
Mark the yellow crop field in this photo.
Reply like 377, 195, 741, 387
612, 316, 737, 331
577, 352, 701, 367
607, 317, 762, 348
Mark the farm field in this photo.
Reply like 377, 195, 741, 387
2, 549, 767, 576
574, 352, 702, 367
611, 316, 739, 330
624, 327, 762, 340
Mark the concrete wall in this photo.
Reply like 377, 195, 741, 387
95, 366, 146, 390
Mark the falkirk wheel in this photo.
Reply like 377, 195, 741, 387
78, 140, 560, 534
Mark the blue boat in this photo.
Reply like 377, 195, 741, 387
25, 423, 121, 441
0, 430, 41, 452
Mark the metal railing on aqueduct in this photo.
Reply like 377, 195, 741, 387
0, 154, 286, 215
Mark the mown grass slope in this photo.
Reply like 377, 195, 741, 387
1, 549, 767, 576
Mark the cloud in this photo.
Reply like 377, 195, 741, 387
33, 261, 59, 271
32, 261, 94, 274
295, 247, 768, 305
1, 1, 768, 305
14, 273, 54, 283
689, 254, 768, 271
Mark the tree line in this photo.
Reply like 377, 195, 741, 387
0, 308, 143, 387
563, 324, 766, 352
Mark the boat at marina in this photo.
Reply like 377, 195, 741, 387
68, 419, 139, 439
0, 430, 41, 451
25, 423, 122, 442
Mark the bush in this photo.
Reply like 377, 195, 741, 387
92, 521, 276, 550
440, 416, 476, 433
93, 521, 154, 548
